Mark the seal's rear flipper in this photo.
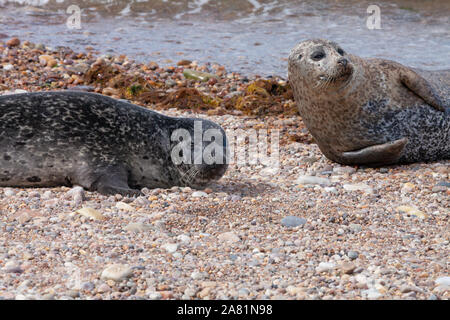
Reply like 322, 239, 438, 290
92, 165, 142, 196
340, 138, 408, 166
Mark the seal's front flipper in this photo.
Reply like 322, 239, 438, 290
400, 68, 448, 112
92, 165, 142, 197
340, 138, 408, 166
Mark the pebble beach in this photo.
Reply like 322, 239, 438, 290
0, 38, 449, 300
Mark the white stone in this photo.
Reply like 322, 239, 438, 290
343, 183, 374, 194
191, 271, 206, 280
42, 190, 53, 200
66, 186, 85, 200
76, 207, 104, 220
316, 262, 335, 273
192, 191, 208, 198
148, 292, 162, 300
435, 276, 450, 291
332, 166, 356, 174
177, 234, 191, 243
363, 288, 383, 299
3, 188, 16, 197
3, 64, 14, 71
124, 222, 151, 233
100, 264, 133, 282
162, 243, 178, 253
296, 175, 331, 186
218, 231, 240, 243
260, 167, 279, 176
116, 202, 133, 211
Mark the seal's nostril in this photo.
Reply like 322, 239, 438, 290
338, 58, 348, 67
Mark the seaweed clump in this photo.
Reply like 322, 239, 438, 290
222, 79, 297, 116
158, 88, 221, 111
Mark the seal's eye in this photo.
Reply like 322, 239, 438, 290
311, 51, 325, 61
337, 48, 345, 56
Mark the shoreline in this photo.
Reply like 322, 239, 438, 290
0, 38, 449, 300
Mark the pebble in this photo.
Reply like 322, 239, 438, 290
3, 64, 14, 71
296, 175, 331, 186
177, 59, 192, 66
280, 216, 307, 227
148, 292, 162, 300
97, 283, 111, 293
184, 288, 197, 298
193, 288, 207, 299
355, 274, 368, 285
436, 181, 450, 187
65, 290, 80, 298
286, 286, 305, 296
432, 185, 447, 193
316, 262, 335, 273
162, 243, 178, 253
349, 224, 362, 233
400, 285, 422, 293
218, 232, 240, 243
435, 276, 450, 291
100, 264, 133, 282
3, 188, 16, 197
396, 206, 427, 219
177, 234, 191, 243
324, 187, 338, 194
38, 55, 57, 67
13, 89, 28, 94
347, 251, 359, 260
260, 167, 279, 176
192, 191, 208, 198
332, 166, 356, 174
183, 69, 218, 82
6, 37, 20, 47
66, 186, 85, 201
69, 85, 95, 92
124, 222, 151, 233
401, 182, 415, 193
191, 271, 206, 280
343, 183, 374, 194
238, 288, 250, 297
76, 207, 104, 220
42, 293, 55, 300
4, 260, 23, 273
116, 202, 134, 211
42, 190, 53, 200
16, 210, 33, 224
230, 195, 241, 201
165, 79, 176, 87
363, 288, 382, 299
81, 282, 95, 291
340, 262, 356, 274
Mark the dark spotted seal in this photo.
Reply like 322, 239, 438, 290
288, 39, 449, 166
0, 91, 228, 195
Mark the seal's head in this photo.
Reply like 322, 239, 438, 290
288, 39, 354, 91
169, 118, 228, 188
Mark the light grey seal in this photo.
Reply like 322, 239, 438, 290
288, 39, 449, 166
0, 91, 228, 195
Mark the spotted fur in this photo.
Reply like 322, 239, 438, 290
288, 39, 449, 166
0, 91, 228, 195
